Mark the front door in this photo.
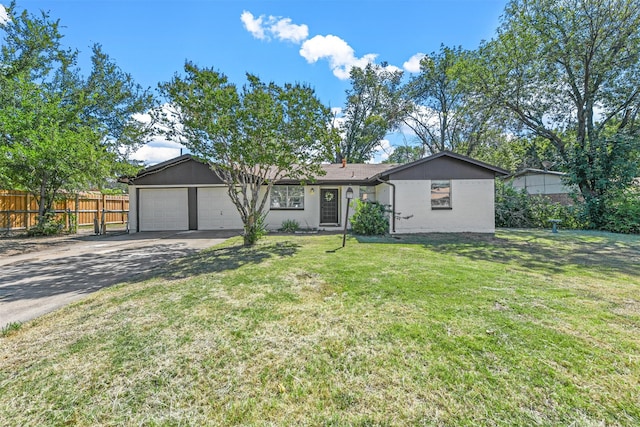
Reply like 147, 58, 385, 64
320, 189, 339, 224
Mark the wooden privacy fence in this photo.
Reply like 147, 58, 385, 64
0, 190, 129, 233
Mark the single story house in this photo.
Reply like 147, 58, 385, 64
503, 168, 577, 205
121, 151, 508, 234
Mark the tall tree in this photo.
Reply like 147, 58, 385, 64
474, 0, 640, 225
0, 3, 154, 226
383, 144, 425, 164
403, 45, 503, 157
336, 63, 405, 163
158, 63, 336, 245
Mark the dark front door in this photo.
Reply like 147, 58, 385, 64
320, 189, 339, 224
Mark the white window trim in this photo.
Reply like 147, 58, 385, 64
270, 185, 305, 210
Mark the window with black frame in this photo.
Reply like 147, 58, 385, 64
431, 180, 451, 209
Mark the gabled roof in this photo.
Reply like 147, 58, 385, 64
377, 150, 509, 179
118, 154, 194, 184
121, 150, 508, 186
505, 168, 567, 179
282, 163, 397, 184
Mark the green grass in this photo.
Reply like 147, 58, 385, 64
1, 230, 639, 426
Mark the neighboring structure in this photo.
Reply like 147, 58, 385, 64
504, 168, 577, 205
121, 151, 508, 234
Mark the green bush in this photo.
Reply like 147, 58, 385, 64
601, 187, 640, 234
27, 213, 65, 236
495, 181, 585, 229
243, 214, 267, 246
349, 200, 390, 235
280, 219, 300, 233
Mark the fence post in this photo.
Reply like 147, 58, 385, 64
101, 208, 106, 235
64, 198, 69, 231
95, 198, 100, 232
74, 193, 79, 234
25, 193, 31, 229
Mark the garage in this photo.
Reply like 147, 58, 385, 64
139, 188, 189, 231
198, 187, 243, 230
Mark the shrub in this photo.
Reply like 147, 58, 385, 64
27, 213, 65, 236
243, 214, 267, 246
495, 181, 585, 229
280, 219, 300, 233
349, 200, 389, 235
601, 187, 640, 234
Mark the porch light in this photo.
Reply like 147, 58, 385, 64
346, 187, 354, 200
342, 187, 354, 247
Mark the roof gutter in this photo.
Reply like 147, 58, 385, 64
376, 177, 396, 233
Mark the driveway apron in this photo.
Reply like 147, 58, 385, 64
0, 230, 236, 328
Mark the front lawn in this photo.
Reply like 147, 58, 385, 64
1, 230, 639, 425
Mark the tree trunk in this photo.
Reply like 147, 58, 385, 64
38, 176, 48, 227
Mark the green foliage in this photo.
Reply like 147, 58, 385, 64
349, 199, 389, 235
404, 45, 504, 158
0, 4, 153, 225
337, 63, 404, 163
566, 134, 640, 228
26, 212, 64, 236
158, 62, 335, 246
600, 187, 640, 234
280, 219, 300, 233
475, 0, 640, 227
383, 144, 424, 164
1, 321, 21, 337
495, 181, 585, 229
243, 214, 267, 246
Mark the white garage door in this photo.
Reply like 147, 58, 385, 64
198, 187, 243, 229
139, 188, 189, 231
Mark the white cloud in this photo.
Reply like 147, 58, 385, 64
383, 64, 403, 74
300, 34, 377, 80
270, 17, 308, 43
241, 11, 266, 40
131, 105, 186, 165
241, 10, 403, 81
403, 53, 426, 73
371, 139, 393, 163
0, 4, 9, 25
241, 11, 308, 43
132, 142, 185, 166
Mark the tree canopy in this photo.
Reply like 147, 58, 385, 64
157, 62, 336, 245
0, 2, 154, 226
336, 63, 405, 163
473, 0, 640, 225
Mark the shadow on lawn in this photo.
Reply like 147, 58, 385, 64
148, 240, 301, 281
356, 231, 640, 277
0, 244, 202, 304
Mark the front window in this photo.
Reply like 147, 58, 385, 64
359, 186, 376, 201
270, 185, 304, 209
431, 180, 451, 209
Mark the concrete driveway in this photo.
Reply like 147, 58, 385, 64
0, 230, 237, 328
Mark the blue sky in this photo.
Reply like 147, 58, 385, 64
3, 1, 508, 164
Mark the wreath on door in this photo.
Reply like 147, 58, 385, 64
324, 192, 334, 202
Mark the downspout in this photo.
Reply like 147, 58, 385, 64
376, 177, 396, 233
